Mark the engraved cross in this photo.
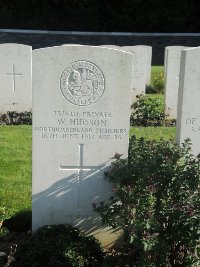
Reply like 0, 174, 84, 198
60, 144, 99, 208
6, 65, 22, 92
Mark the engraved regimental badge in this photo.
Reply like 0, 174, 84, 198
60, 60, 105, 106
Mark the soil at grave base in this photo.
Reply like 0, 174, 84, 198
0, 231, 31, 264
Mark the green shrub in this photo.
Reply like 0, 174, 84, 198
146, 73, 165, 94
130, 94, 165, 126
153, 73, 165, 93
12, 224, 104, 267
146, 84, 160, 94
3, 210, 32, 232
94, 137, 200, 266
0, 111, 32, 125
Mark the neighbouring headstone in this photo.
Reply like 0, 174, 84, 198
100, 44, 120, 49
146, 46, 152, 85
164, 46, 186, 119
0, 43, 32, 113
32, 45, 133, 247
176, 47, 200, 156
121, 46, 147, 105
135, 45, 152, 85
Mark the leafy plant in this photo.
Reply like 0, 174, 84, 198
146, 84, 159, 94
94, 137, 200, 266
130, 94, 165, 126
0, 111, 32, 125
146, 72, 165, 94
12, 224, 104, 267
152, 73, 165, 93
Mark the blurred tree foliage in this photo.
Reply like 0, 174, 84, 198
0, 0, 199, 32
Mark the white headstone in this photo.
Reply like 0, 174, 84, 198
32, 45, 132, 247
0, 43, 32, 113
146, 46, 152, 85
176, 47, 200, 156
121, 46, 147, 104
135, 45, 152, 85
164, 46, 186, 119
100, 44, 120, 49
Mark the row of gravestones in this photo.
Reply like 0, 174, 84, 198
0, 43, 192, 121
32, 44, 200, 247
0, 43, 152, 114
1, 43, 200, 248
164, 45, 200, 155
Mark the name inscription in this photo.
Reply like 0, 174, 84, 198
34, 110, 127, 141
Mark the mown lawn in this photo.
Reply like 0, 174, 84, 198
130, 126, 175, 141
0, 126, 32, 217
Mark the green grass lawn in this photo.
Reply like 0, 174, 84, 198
0, 126, 32, 218
130, 126, 175, 141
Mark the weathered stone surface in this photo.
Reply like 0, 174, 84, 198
134, 45, 152, 85
176, 47, 200, 156
164, 46, 186, 119
146, 45, 152, 85
121, 46, 147, 104
32, 45, 132, 247
0, 43, 32, 113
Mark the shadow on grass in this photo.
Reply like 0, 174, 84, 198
3, 210, 32, 232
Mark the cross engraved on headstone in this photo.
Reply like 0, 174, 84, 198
6, 65, 22, 92
60, 143, 99, 208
